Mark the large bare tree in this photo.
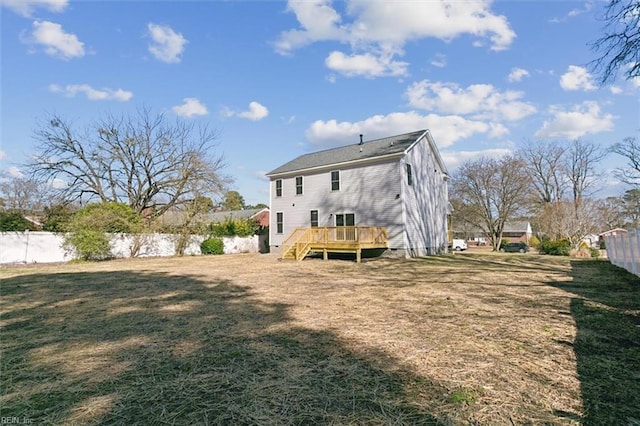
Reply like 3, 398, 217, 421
590, 0, 640, 84
451, 154, 531, 251
28, 109, 229, 219
519, 140, 566, 204
564, 139, 607, 207
611, 136, 640, 187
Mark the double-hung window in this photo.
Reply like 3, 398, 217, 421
295, 176, 303, 195
310, 210, 319, 227
406, 164, 413, 186
331, 170, 340, 191
275, 179, 282, 197
276, 212, 284, 234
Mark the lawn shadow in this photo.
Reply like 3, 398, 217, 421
1, 269, 445, 425
550, 260, 640, 424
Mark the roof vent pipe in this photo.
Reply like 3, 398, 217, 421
359, 134, 363, 145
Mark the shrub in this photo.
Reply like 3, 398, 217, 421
65, 228, 112, 261
538, 239, 571, 256
528, 235, 541, 248
64, 202, 142, 261
0, 211, 38, 231
209, 217, 259, 237
589, 247, 601, 258
201, 237, 224, 255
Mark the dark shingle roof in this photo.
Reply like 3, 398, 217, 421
207, 208, 266, 223
267, 130, 427, 176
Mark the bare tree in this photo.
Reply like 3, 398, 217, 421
538, 199, 602, 250
0, 176, 55, 214
519, 140, 566, 204
611, 136, 640, 187
451, 154, 531, 251
596, 196, 626, 230
590, 0, 640, 84
28, 109, 229, 219
564, 139, 607, 207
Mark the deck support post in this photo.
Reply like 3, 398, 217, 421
323, 249, 328, 261
356, 248, 361, 263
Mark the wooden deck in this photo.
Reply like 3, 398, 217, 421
281, 227, 388, 263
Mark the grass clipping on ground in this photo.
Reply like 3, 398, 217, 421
1, 253, 639, 425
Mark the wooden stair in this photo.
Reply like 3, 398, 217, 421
280, 227, 388, 262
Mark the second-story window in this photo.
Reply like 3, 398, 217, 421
295, 176, 303, 195
406, 164, 413, 186
331, 170, 340, 191
275, 179, 282, 197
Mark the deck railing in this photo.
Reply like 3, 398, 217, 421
281, 226, 388, 261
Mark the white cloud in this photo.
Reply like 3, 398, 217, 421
279, 0, 515, 51
0, 150, 6, 161
5, 166, 24, 178
24, 20, 84, 60
560, 65, 596, 91
610, 85, 623, 94
49, 84, 133, 101
535, 101, 615, 139
430, 53, 447, 68
507, 67, 530, 82
441, 148, 512, 171
325, 50, 408, 78
1, 0, 68, 17
223, 101, 269, 121
253, 170, 269, 181
305, 111, 508, 150
406, 80, 536, 122
147, 23, 187, 63
275, 0, 515, 78
568, 2, 593, 17
172, 98, 208, 117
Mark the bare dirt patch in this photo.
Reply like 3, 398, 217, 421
1, 253, 638, 424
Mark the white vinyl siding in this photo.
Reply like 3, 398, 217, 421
269, 160, 403, 247
401, 134, 449, 255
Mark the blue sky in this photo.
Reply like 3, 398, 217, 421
1, 0, 638, 206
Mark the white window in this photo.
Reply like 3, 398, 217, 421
295, 176, 303, 195
331, 170, 340, 191
276, 212, 284, 234
275, 179, 282, 197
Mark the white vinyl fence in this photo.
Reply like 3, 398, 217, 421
605, 229, 640, 277
0, 231, 259, 265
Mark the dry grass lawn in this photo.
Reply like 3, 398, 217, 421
1, 252, 639, 425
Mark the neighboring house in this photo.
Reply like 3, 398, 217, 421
453, 221, 532, 244
209, 208, 270, 228
599, 228, 628, 247
501, 221, 532, 243
266, 129, 450, 257
157, 208, 269, 229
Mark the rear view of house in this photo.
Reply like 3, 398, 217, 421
266, 130, 450, 259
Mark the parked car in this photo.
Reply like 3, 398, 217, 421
451, 239, 468, 251
499, 242, 530, 253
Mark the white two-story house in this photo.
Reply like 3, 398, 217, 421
266, 129, 450, 258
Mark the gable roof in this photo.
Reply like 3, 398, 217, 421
267, 129, 430, 177
208, 208, 268, 223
